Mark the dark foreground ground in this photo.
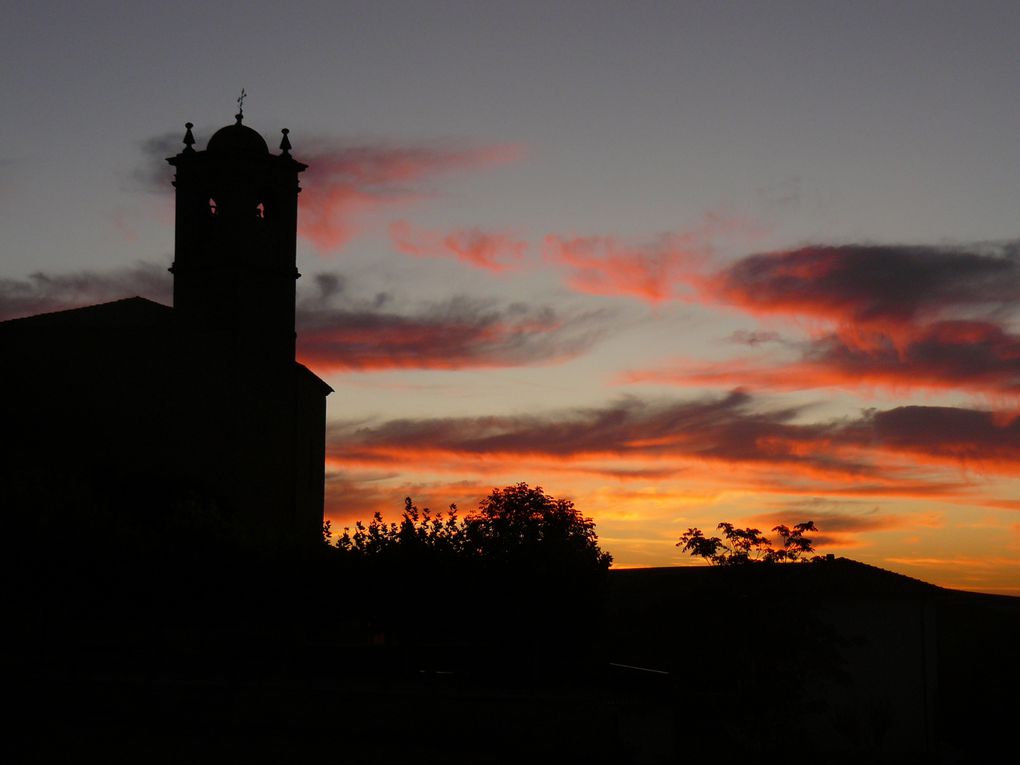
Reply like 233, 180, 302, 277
7, 547, 1018, 763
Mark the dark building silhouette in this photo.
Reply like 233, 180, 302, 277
0, 115, 331, 548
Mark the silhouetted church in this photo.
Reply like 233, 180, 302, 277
0, 114, 331, 548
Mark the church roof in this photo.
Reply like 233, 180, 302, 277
0, 296, 173, 333
0, 296, 333, 393
295, 362, 334, 395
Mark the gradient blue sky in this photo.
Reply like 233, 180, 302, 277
3, 1, 1019, 592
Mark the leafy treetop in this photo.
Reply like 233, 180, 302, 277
467, 482, 612, 571
326, 482, 612, 572
678, 521, 818, 565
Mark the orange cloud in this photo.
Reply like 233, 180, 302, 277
626, 319, 1020, 399
327, 393, 1010, 493
323, 470, 492, 526
389, 220, 528, 273
979, 499, 1020, 511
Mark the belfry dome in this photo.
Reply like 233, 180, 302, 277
206, 114, 269, 155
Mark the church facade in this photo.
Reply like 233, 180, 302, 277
0, 115, 331, 548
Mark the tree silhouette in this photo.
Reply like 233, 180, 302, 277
466, 482, 612, 572
329, 483, 611, 656
331, 483, 611, 572
332, 497, 466, 561
678, 520, 818, 565
771, 521, 818, 562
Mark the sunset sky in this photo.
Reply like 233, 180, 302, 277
2, 1, 1019, 594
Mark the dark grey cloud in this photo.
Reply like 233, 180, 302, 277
712, 242, 1020, 324
296, 272, 612, 371
800, 320, 1020, 394
726, 329, 783, 346
130, 128, 214, 194
0, 262, 172, 322
0, 261, 610, 371
848, 405, 1020, 467
751, 504, 905, 533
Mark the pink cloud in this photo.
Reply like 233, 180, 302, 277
389, 220, 528, 273
298, 142, 522, 253
544, 214, 765, 303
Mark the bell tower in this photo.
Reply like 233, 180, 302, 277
167, 113, 307, 365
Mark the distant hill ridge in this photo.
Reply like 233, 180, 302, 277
610, 557, 947, 600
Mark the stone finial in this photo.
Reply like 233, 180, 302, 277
183, 122, 196, 152
280, 128, 292, 155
